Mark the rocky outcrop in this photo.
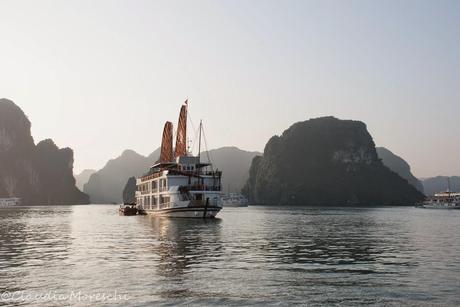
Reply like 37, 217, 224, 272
243, 117, 424, 206
376, 147, 424, 193
0, 98, 89, 205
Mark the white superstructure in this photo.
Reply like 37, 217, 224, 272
136, 156, 222, 217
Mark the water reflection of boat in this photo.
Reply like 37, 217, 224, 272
140, 216, 223, 285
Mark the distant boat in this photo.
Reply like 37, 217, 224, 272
222, 193, 249, 207
418, 178, 460, 209
0, 198, 21, 207
134, 100, 223, 218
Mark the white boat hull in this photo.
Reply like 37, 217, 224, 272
419, 204, 460, 209
144, 206, 221, 218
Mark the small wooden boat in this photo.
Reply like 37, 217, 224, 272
119, 204, 138, 216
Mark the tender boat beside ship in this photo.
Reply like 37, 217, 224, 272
134, 101, 223, 218
119, 203, 139, 216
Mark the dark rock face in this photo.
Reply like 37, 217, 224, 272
84, 148, 160, 203
123, 177, 137, 204
0, 99, 89, 205
243, 117, 424, 206
422, 176, 460, 196
376, 147, 424, 193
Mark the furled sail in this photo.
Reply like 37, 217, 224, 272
160, 121, 174, 162
174, 102, 188, 158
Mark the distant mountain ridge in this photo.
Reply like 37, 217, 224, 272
0, 98, 89, 205
75, 169, 96, 191
84, 148, 160, 203
202, 146, 261, 194
376, 147, 424, 193
243, 116, 424, 206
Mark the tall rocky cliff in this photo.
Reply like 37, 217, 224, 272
243, 117, 424, 206
0, 99, 89, 205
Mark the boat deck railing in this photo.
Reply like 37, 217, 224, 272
180, 185, 221, 192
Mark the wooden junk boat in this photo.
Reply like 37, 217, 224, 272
134, 100, 223, 218
118, 203, 139, 216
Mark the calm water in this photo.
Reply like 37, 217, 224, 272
0, 205, 459, 306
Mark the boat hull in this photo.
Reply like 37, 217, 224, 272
119, 207, 138, 215
144, 206, 221, 218
419, 204, 460, 209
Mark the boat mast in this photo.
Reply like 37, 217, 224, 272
198, 120, 202, 162
448, 177, 451, 195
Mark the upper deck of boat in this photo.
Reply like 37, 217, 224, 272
139, 157, 221, 183
433, 192, 460, 198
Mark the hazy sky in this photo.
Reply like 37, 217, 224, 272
0, 0, 459, 177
